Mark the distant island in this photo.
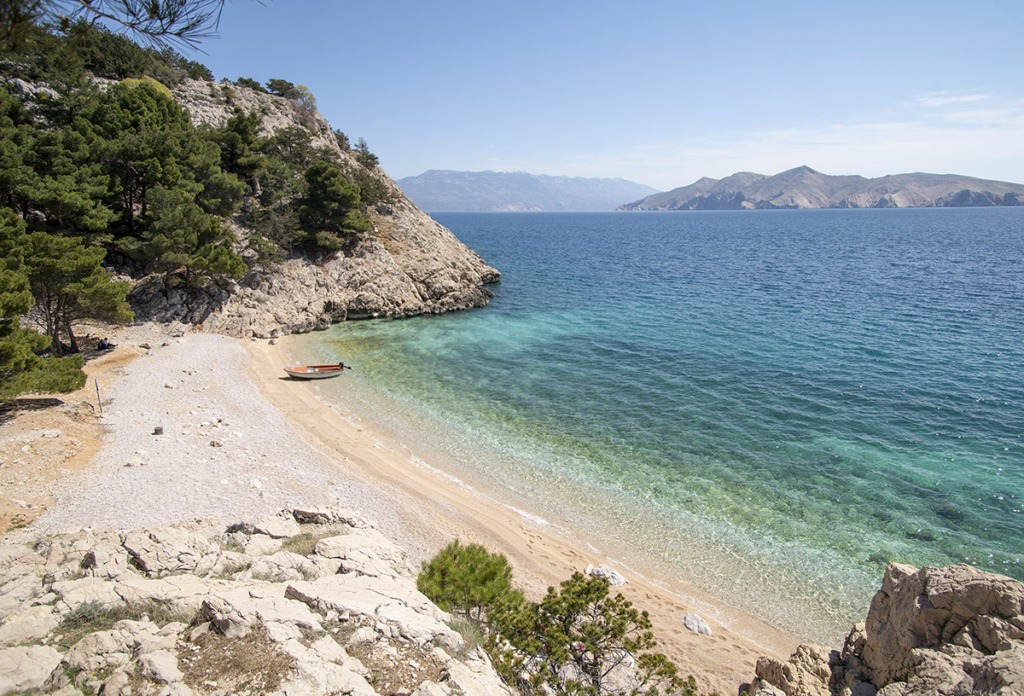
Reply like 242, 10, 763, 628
620, 166, 1024, 210
396, 170, 658, 212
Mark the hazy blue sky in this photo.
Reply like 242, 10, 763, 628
195, 0, 1024, 191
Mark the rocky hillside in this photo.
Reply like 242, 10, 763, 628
0, 507, 513, 695
620, 166, 1024, 210
397, 170, 658, 212
746, 563, 1024, 696
129, 79, 500, 338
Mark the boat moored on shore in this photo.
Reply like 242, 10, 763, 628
284, 363, 350, 380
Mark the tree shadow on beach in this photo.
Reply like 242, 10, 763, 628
0, 398, 65, 425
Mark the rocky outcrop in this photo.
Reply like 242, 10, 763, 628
127, 79, 500, 338
746, 563, 1024, 696
621, 166, 1024, 211
0, 507, 514, 695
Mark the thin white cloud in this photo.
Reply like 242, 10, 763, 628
917, 92, 990, 108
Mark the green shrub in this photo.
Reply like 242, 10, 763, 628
417, 540, 523, 622
487, 572, 702, 696
236, 77, 265, 92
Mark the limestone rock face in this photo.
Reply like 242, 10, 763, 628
129, 79, 501, 338
0, 508, 514, 695
746, 563, 1024, 696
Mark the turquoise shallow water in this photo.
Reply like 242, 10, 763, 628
294, 209, 1023, 643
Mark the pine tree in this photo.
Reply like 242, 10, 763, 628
487, 573, 699, 696
298, 160, 369, 251
0, 211, 86, 399
139, 186, 244, 286
417, 540, 523, 623
23, 231, 132, 354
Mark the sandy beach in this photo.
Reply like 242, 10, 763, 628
2, 326, 802, 694
251, 335, 809, 692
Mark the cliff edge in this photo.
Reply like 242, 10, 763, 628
129, 78, 500, 338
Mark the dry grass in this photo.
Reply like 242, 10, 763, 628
177, 624, 295, 694
332, 618, 448, 694
55, 600, 194, 649
279, 530, 336, 556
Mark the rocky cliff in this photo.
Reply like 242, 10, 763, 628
0, 507, 514, 695
620, 166, 1024, 211
746, 563, 1024, 696
129, 79, 500, 338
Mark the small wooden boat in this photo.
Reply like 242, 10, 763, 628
284, 363, 350, 380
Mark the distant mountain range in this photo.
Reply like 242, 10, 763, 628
620, 166, 1024, 210
396, 170, 658, 212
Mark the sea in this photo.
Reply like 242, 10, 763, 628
292, 208, 1024, 644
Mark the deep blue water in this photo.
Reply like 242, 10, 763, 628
296, 209, 1023, 641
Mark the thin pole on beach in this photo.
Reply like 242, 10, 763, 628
95, 378, 103, 414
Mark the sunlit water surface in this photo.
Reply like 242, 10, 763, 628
293, 209, 1023, 643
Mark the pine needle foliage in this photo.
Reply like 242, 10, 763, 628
417, 539, 523, 623
417, 543, 709, 696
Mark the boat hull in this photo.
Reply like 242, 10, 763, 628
284, 365, 345, 380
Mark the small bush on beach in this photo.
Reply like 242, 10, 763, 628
417, 539, 523, 622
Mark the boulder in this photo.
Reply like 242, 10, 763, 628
314, 529, 416, 578
292, 506, 374, 528
254, 514, 302, 539
0, 645, 63, 693
746, 563, 1024, 696
0, 604, 59, 645
752, 645, 832, 696
122, 527, 218, 577
138, 650, 184, 684
244, 534, 283, 556
681, 612, 712, 636
250, 550, 326, 582
586, 564, 628, 586
861, 563, 1024, 685
199, 584, 323, 638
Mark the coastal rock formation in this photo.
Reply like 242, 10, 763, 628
127, 79, 500, 338
0, 507, 513, 695
746, 563, 1024, 696
620, 166, 1024, 210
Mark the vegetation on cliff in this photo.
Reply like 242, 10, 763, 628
0, 22, 387, 399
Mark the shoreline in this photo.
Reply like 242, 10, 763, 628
3, 327, 801, 694
248, 334, 801, 692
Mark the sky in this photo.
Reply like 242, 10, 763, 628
190, 0, 1024, 192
